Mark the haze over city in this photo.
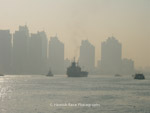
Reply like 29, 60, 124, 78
0, 0, 150, 69
1, 1, 150, 113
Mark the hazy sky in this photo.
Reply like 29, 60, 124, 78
0, 0, 150, 68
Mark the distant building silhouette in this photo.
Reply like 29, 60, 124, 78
38, 31, 48, 74
48, 36, 64, 74
12, 25, 30, 74
100, 37, 122, 74
39, 31, 48, 60
122, 58, 134, 74
28, 32, 43, 74
64, 58, 71, 72
0, 25, 136, 75
0, 30, 12, 74
28, 31, 48, 74
79, 40, 95, 73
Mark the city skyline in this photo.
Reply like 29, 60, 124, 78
99, 37, 134, 74
0, 25, 148, 70
0, 1, 150, 113
0, 0, 150, 68
0, 25, 135, 75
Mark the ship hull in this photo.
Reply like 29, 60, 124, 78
134, 74, 145, 80
66, 60, 88, 77
67, 71, 88, 77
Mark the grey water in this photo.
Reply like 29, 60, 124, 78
0, 75, 150, 113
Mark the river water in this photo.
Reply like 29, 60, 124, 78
0, 75, 150, 113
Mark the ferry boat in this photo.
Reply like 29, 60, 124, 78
67, 59, 88, 77
134, 73, 145, 80
0, 73, 4, 76
46, 69, 53, 77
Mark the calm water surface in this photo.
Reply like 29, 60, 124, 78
0, 75, 150, 113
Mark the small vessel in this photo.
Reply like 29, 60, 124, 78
46, 69, 53, 77
115, 74, 121, 77
134, 73, 145, 80
67, 59, 88, 77
0, 73, 4, 76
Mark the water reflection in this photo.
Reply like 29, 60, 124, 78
0, 77, 4, 83
0, 77, 12, 101
0, 75, 150, 113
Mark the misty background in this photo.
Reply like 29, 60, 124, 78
0, 0, 150, 70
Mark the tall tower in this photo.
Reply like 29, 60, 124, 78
38, 31, 48, 74
48, 36, 64, 74
38, 31, 48, 60
79, 40, 95, 73
0, 30, 12, 74
28, 32, 42, 74
12, 25, 29, 74
101, 37, 122, 74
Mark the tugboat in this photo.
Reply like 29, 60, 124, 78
46, 69, 53, 77
134, 73, 145, 80
115, 74, 121, 77
0, 73, 4, 76
67, 59, 88, 77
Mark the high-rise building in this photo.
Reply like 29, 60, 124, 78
28, 31, 48, 74
38, 31, 48, 60
79, 40, 95, 73
0, 30, 12, 74
48, 36, 64, 74
101, 37, 122, 74
122, 58, 134, 74
12, 25, 29, 74
38, 31, 48, 74
28, 32, 42, 74
64, 58, 71, 71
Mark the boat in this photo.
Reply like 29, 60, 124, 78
46, 69, 53, 77
67, 59, 88, 77
134, 73, 145, 80
0, 73, 4, 76
115, 74, 121, 77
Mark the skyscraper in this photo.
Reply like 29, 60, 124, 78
0, 30, 12, 74
48, 36, 64, 74
38, 31, 48, 74
28, 31, 48, 74
79, 40, 95, 73
122, 58, 134, 74
28, 32, 42, 74
12, 25, 29, 74
38, 31, 48, 60
101, 37, 122, 74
